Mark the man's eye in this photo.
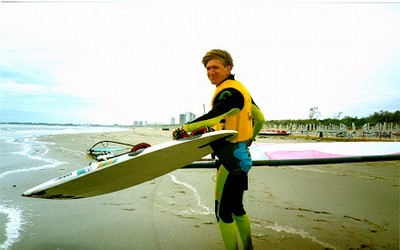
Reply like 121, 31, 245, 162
207, 66, 220, 71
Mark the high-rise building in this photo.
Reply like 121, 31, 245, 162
179, 112, 195, 124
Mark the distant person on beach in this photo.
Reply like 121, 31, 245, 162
173, 49, 265, 249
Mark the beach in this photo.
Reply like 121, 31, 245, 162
1, 127, 399, 249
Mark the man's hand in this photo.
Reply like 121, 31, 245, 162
172, 127, 188, 140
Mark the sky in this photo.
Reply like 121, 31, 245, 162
0, 0, 399, 125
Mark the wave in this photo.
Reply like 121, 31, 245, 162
0, 204, 24, 250
266, 222, 336, 249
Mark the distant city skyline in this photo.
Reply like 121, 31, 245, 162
132, 111, 196, 126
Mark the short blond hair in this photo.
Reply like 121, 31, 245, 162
202, 49, 234, 68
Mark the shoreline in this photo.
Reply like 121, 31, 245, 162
4, 128, 400, 249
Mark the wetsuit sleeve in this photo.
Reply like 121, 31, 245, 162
183, 88, 244, 132
251, 100, 265, 141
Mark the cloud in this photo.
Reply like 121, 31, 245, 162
0, 2, 399, 124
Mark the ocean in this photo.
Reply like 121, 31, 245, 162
0, 124, 128, 249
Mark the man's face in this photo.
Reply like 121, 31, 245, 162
205, 59, 232, 86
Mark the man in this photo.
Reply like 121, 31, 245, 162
173, 49, 265, 249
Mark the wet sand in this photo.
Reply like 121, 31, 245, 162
10, 128, 399, 249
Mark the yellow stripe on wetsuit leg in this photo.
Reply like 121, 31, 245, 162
234, 214, 253, 249
218, 220, 238, 250
215, 165, 229, 215
215, 165, 253, 250
215, 165, 239, 250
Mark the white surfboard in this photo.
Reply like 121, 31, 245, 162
185, 141, 400, 168
250, 141, 400, 165
22, 130, 237, 199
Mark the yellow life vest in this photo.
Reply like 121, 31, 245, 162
211, 79, 253, 143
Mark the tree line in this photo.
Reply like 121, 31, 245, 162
266, 110, 400, 129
